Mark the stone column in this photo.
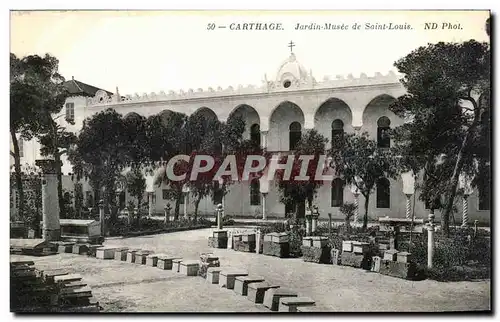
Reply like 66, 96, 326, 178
305, 208, 312, 236
328, 213, 332, 235
427, 213, 435, 268
353, 192, 360, 224
311, 206, 319, 234
164, 203, 171, 225
183, 192, 189, 219
36, 159, 61, 241
148, 192, 154, 217
473, 220, 479, 238
262, 193, 267, 220
216, 203, 223, 230
261, 130, 268, 149
462, 194, 469, 227
255, 229, 261, 254
405, 194, 412, 219
98, 199, 105, 237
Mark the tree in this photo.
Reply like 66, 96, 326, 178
68, 108, 128, 222
10, 53, 68, 219
330, 132, 398, 230
125, 167, 146, 221
274, 129, 328, 222
390, 40, 490, 236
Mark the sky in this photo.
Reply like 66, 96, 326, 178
10, 10, 490, 96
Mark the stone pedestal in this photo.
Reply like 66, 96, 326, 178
179, 260, 200, 276
206, 267, 222, 284
57, 242, 74, 253
279, 297, 316, 312
36, 159, 62, 241
198, 253, 220, 278
172, 259, 183, 272
219, 270, 248, 289
134, 251, 153, 264
114, 248, 129, 261
208, 230, 228, 248
233, 276, 265, 296
234, 233, 256, 252
72, 244, 89, 255
340, 251, 371, 269
96, 247, 121, 259
126, 249, 139, 263
146, 254, 159, 267
379, 259, 417, 280
301, 238, 331, 264
263, 288, 298, 311
157, 256, 182, 270
263, 233, 290, 258
247, 282, 280, 304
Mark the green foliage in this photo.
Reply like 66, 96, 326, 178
329, 132, 398, 229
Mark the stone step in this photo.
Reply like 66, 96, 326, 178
279, 297, 316, 312
233, 276, 265, 296
219, 270, 248, 289
263, 288, 298, 311
247, 282, 280, 304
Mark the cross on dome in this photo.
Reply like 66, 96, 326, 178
288, 40, 295, 53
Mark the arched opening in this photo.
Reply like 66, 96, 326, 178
250, 123, 261, 147
269, 101, 304, 151
331, 119, 344, 148
331, 178, 344, 207
377, 116, 391, 148
289, 122, 302, 150
250, 179, 260, 206
227, 104, 260, 141
362, 94, 397, 141
376, 178, 390, 208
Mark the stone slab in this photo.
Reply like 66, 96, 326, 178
172, 258, 183, 272
263, 288, 298, 311
126, 249, 140, 263
206, 267, 222, 284
302, 237, 313, 247
96, 247, 118, 260
233, 276, 265, 296
114, 248, 129, 261
342, 241, 353, 252
87, 245, 104, 257
271, 233, 289, 243
279, 297, 316, 312
262, 241, 290, 258
241, 233, 256, 242
58, 244, 74, 254
72, 244, 88, 255
208, 236, 228, 249
247, 282, 280, 304
146, 254, 159, 267
379, 259, 417, 280
396, 251, 413, 263
157, 256, 182, 270
219, 270, 248, 289
134, 251, 153, 265
301, 245, 331, 264
179, 260, 200, 276
384, 249, 399, 261
340, 251, 371, 269
352, 242, 370, 254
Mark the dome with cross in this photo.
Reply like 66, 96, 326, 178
275, 43, 309, 87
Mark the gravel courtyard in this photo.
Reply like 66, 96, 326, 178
11, 227, 491, 312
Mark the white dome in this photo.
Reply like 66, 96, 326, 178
275, 53, 309, 84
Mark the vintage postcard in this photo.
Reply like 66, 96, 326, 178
9, 9, 491, 313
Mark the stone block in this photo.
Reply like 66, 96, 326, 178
96, 247, 120, 259
272, 232, 289, 243
233, 276, 265, 296
352, 241, 370, 254
234, 240, 256, 253
330, 249, 341, 265
396, 251, 413, 264
379, 259, 417, 280
247, 282, 280, 304
126, 250, 139, 263
241, 233, 256, 242
263, 233, 274, 242
114, 248, 129, 261
383, 249, 399, 261
263, 288, 298, 311
198, 260, 220, 278
72, 244, 88, 255
213, 230, 228, 239
206, 267, 222, 284
172, 258, 183, 272
311, 236, 328, 248
57, 243, 75, 254
302, 237, 313, 247
342, 241, 353, 252
146, 254, 159, 267
134, 251, 153, 265
301, 245, 331, 264
157, 256, 181, 270
87, 245, 104, 257
262, 241, 290, 258
340, 251, 371, 269
219, 270, 248, 289
208, 236, 228, 249
371, 256, 381, 272
179, 260, 200, 276
279, 297, 316, 312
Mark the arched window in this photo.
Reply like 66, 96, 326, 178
250, 179, 260, 206
331, 178, 344, 207
331, 119, 344, 148
377, 116, 391, 148
376, 178, 390, 208
250, 123, 261, 147
289, 122, 302, 150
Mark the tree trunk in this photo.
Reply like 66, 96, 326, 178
442, 111, 481, 237
194, 196, 201, 222
10, 129, 24, 221
54, 152, 64, 219
363, 194, 370, 231
174, 197, 180, 221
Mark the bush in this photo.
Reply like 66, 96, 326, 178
289, 225, 305, 257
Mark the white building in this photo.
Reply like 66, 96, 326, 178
14, 52, 491, 223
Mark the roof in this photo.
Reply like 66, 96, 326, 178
63, 78, 113, 97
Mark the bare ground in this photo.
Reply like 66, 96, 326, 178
10, 227, 490, 312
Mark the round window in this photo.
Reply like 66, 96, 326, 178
283, 80, 291, 88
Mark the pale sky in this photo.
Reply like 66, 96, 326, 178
10, 10, 490, 95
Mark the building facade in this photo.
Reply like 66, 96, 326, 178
14, 53, 491, 223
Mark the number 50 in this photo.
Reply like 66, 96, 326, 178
207, 23, 215, 30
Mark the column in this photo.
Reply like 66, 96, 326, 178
305, 208, 312, 236
462, 194, 469, 227
427, 213, 435, 268
261, 130, 268, 149
98, 199, 105, 237
216, 203, 223, 230
353, 192, 360, 224
164, 203, 171, 224
183, 192, 189, 219
328, 213, 332, 235
311, 206, 319, 234
405, 194, 412, 219
261, 193, 267, 220
35, 159, 61, 241
148, 192, 154, 217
